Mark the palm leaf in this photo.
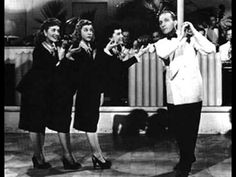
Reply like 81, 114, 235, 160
35, 0, 67, 24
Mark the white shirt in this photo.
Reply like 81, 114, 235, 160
206, 27, 219, 45
219, 41, 231, 61
154, 32, 216, 105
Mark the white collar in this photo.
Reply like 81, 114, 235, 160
42, 41, 57, 55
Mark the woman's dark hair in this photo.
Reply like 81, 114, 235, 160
34, 18, 61, 46
71, 19, 95, 44
105, 22, 123, 39
99, 21, 123, 48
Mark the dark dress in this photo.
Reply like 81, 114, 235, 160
72, 48, 138, 132
101, 52, 139, 105
46, 56, 76, 133
72, 48, 102, 132
16, 44, 59, 133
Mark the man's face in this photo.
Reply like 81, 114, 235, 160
152, 31, 160, 42
159, 13, 176, 34
112, 29, 123, 44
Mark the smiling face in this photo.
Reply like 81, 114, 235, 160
81, 24, 94, 43
43, 25, 60, 43
159, 12, 177, 35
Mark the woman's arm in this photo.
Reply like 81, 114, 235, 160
122, 56, 138, 68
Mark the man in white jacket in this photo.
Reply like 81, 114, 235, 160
219, 27, 232, 105
152, 10, 216, 177
219, 27, 232, 63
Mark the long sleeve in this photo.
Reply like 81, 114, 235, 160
192, 31, 216, 54
103, 47, 138, 68
58, 58, 75, 69
32, 46, 58, 71
219, 42, 231, 61
122, 56, 138, 69
16, 45, 58, 94
95, 49, 138, 94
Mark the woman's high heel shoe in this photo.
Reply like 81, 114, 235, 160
92, 155, 112, 169
32, 156, 51, 169
62, 157, 82, 170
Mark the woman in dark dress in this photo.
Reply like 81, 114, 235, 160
64, 19, 112, 169
16, 18, 80, 170
67, 19, 145, 169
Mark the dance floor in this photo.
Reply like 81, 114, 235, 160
5, 133, 231, 177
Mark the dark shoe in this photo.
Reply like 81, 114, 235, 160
32, 156, 51, 169
175, 169, 189, 177
62, 157, 82, 170
92, 155, 112, 169
173, 161, 193, 172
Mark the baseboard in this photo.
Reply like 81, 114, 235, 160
4, 106, 232, 134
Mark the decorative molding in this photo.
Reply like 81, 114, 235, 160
4, 106, 232, 134
72, 0, 107, 2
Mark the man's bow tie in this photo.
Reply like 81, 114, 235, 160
166, 32, 178, 40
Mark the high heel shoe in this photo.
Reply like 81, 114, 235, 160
62, 157, 81, 170
32, 156, 51, 169
92, 155, 112, 169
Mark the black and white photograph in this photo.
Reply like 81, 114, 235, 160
4, 0, 232, 176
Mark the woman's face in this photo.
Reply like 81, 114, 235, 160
81, 24, 94, 42
44, 25, 60, 43
111, 29, 123, 44
159, 13, 176, 35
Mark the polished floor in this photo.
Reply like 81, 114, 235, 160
5, 133, 231, 177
